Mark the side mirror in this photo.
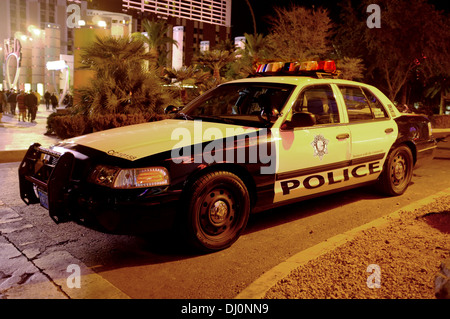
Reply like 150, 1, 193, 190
164, 105, 181, 114
282, 112, 316, 130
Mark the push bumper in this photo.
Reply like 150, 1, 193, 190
18, 143, 180, 233
19, 143, 75, 223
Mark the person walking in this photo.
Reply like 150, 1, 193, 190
17, 90, 27, 122
44, 91, 51, 110
25, 91, 38, 122
50, 93, 58, 111
0, 90, 6, 122
7, 89, 17, 116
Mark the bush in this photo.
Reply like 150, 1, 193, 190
52, 114, 89, 139
50, 112, 171, 139
89, 113, 148, 131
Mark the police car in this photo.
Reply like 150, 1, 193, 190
19, 60, 436, 252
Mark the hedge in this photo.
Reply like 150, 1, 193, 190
47, 112, 169, 139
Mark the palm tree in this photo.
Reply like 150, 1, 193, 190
245, 0, 257, 35
164, 66, 212, 104
243, 33, 268, 71
425, 75, 450, 115
193, 49, 236, 85
77, 35, 173, 117
132, 18, 178, 70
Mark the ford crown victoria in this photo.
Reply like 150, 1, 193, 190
19, 61, 436, 252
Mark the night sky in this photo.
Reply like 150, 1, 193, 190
230, 0, 341, 38
230, 0, 449, 38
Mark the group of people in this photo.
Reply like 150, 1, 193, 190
43, 91, 61, 111
0, 89, 62, 123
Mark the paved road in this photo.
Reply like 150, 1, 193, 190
0, 140, 449, 299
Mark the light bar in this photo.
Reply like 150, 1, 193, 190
256, 60, 337, 76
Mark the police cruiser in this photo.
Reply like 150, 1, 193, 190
19, 60, 436, 252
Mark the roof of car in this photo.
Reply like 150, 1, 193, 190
227, 75, 373, 88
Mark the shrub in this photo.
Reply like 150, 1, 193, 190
52, 114, 89, 139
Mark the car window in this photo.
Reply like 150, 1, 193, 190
362, 88, 389, 119
182, 83, 294, 127
293, 85, 340, 124
338, 86, 374, 122
339, 85, 389, 122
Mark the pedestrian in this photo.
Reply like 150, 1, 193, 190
32, 90, 41, 109
50, 93, 58, 111
44, 91, 51, 110
0, 90, 6, 122
7, 89, 17, 116
25, 91, 38, 122
17, 90, 27, 122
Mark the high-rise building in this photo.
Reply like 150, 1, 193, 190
121, 0, 232, 67
0, 0, 132, 94
0, 0, 234, 93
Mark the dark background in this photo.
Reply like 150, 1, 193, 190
230, 0, 449, 38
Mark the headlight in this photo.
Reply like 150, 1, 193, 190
90, 165, 170, 189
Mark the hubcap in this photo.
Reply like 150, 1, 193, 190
392, 154, 408, 186
209, 200, 229, 225
394, 161, 405, 180
199, 187, 236, 237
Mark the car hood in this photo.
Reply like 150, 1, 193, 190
62, 119, 261, 161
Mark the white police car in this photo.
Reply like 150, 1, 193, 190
19, 61, 436, 252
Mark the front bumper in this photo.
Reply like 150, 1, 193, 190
18, 143, 180, 233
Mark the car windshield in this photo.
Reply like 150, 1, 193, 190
177, 82, 295, 127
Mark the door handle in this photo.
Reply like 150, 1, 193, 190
336, 133, 350, 140
385, 128, 394, 133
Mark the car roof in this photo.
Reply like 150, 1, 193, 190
226, 76, 375, 89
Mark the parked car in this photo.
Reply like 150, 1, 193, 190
19, 61, 436, 252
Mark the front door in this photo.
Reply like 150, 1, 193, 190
274, 84, 352, 203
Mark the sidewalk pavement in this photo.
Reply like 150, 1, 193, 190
0, 105, 60, 163
0, 108, 449, 299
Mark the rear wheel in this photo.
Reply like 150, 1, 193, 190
378, 145, 413, 196
184, 171, 250, 252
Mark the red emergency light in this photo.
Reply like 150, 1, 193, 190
255, 60, 337, 77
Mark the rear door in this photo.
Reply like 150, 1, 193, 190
335, 84, 398, 181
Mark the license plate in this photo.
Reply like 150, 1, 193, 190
37, 188, 49, 210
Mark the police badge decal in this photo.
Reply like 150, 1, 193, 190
311, 134, 329, 160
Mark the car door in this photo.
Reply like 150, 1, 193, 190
335, 84, 398, 182
273, 84, 352, 203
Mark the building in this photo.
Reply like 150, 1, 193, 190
0, 0, 67, 94
120, 0, 232, 68
0, 0, 132, 97
0, 0, 234, 95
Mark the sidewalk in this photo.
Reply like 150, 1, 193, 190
0, 105, 60, 163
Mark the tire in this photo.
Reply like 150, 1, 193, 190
378, 145, 414, 196
184, 171, 250, 252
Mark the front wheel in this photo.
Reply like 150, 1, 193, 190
378, 145, 414, 196
184, 171, 250, 252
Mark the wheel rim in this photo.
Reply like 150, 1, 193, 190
391, 151, 409, 188
198, 186, 238, 239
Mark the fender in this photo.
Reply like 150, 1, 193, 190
393, 114, 436, 167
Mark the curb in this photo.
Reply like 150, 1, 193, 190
235, 187, 450, 299
0, 150, 27, 164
